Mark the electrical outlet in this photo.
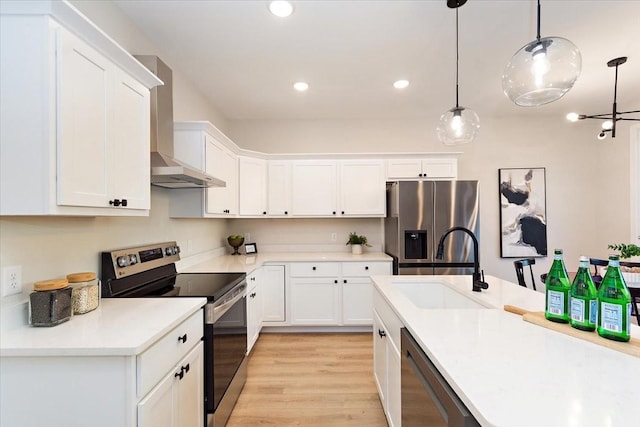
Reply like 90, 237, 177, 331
331, 232, 337, 242
244, 233, 251, 242
2, 265, 22, 297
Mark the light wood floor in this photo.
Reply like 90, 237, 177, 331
226, 333, 388, 427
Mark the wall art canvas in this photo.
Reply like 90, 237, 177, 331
499, 167, 547, 258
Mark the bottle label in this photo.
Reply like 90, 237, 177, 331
570, 298, 585, 322
600, 302, 624, 333
547, 290, 565, 315
589, 299, 598, 325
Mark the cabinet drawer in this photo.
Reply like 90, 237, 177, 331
342, 262, 391, 277
289, 262, 340, 277
373, 288, 403, 350
137, 309, 203, 398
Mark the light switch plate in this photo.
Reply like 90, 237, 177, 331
2, 265, 22, 296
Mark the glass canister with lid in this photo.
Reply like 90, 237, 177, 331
67, 272, 100, 315
29, 279, 73, 326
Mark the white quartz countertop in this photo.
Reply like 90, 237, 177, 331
182, 251, 392, 274
372, 275, 640, 427
0, 298, 206, 357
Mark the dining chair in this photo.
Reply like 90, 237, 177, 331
514, 258, 537, 291
628, 287, 640, 326
589, 258, 608, 288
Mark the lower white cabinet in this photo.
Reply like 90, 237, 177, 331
373, 289, 402, 427
246, 269, 263, 353
288, 261, 391, 326
138, 341, 204, 427
262, 265, 286, 322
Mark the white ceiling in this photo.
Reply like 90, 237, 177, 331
114, 0, 640, 122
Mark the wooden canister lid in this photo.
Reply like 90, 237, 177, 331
33, 279, 69, 291
66, 272, 97, 283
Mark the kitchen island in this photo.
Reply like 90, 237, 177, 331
372, 275, 639, 427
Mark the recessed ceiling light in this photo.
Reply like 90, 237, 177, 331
393, 80, 410, 89
293, 81, 309, 92
268, 1, 294, 18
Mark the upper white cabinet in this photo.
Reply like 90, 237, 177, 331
386, 158, 457, 180
291, 160, 338, 216
239, 156, 267, 216
339, 160, 386, 216
267, 161, 292, 216
170, 122, 238, 218
0, 2, 161, 216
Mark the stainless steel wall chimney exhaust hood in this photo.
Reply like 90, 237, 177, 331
135, 55, 225, 189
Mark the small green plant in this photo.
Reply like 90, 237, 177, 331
346, 232, 371, 247
607, 243, 640, 259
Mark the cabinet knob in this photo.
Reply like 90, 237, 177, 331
365, 266, 369, 270
284, 211, 288, 215
250, 292, 256, 298
343, 279, 347, 284
121, 199, 128, 207
251, 276, 256, 281
312, 266, 316, 271
109, 199, 121, 207
341, 211, 345, 215
178, 334, 187, 344
334, 280, 338, 284
332, 211, 336, 215
263, 211, 267, 215
378, 329, 386, 338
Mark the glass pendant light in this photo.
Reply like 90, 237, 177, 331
437, 0, 479, 146
502, 0, 581, 107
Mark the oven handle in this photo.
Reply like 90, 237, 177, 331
205, 282, 246, 324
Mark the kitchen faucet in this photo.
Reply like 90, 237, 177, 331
436, 226, 489, 292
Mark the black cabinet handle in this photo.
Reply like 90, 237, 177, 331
263, 211, 267, 215
178, 334, 187, 343
312, 266, 316, 271
251, 276, 256, 281
365, 266, 369, 270
378, 329, 386, 338
284, 211, 288, 215
175, 369, 184, 380
250, 292, 256, 298
332, 211, 336, 215
341, 211, 345, 215
121, 199, 128, 207
343, 279, 347, 283
334, 280, 338, 284
109, 199, 121, 207
183, 363, 190, 374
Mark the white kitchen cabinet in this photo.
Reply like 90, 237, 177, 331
288, 261, 391, 326
339, 160, 386, 216
239, 156, 268, 216
138, 341, 204, 427
386, 158, 458, 180
246, 268, 263, 353
291, 160, 338, 216
373, 288, 403, 427
0, 4, 160, 216
267, 160, 292, 216
262, 265, 286, 322
171, 122, 238, 218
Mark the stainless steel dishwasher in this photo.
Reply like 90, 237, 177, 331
401, 328, 480, 427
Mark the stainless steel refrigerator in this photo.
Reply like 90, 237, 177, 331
384, 181, 479, 275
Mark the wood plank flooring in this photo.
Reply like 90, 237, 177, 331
226, 333, 388, 427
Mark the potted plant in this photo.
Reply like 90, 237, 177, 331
346, 232, 371, 255
607, 243, 640, 284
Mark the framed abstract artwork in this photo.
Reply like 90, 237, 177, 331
499, 167, 548, 258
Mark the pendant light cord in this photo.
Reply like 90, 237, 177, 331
455, 7, 459, 109
612, 63, 619, 137
536, 0, 541, 42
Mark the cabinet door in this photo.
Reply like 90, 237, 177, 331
109, 69, 150, 210
267, 161, 291, 216
57, 27, 110, 208
373, 310, 388, 411
342, 277, 373, 325
290, 277, 341, 325
206, 138, 237, 215
387, 341, 402, 427
339, 160, 385, 216
421, 158, 457, 179
239, 156, 267, 216
175, 342, 204, 427
291, 160, 337, 216
262, 265, 286, 322
386, 159, 422, 179
246, 269, 263, 353
138, 365, 175, 427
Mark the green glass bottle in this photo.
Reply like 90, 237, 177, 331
597, 255, 631, 342
569, 256, 598, 331
545, 249, 572, 323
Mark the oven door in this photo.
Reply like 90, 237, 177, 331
204, 283, 247, 415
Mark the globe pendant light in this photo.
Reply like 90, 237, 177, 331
437, 0, 479, 146
502, 0, 581, 107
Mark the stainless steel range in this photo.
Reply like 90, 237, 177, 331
101, 242, 247, 427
